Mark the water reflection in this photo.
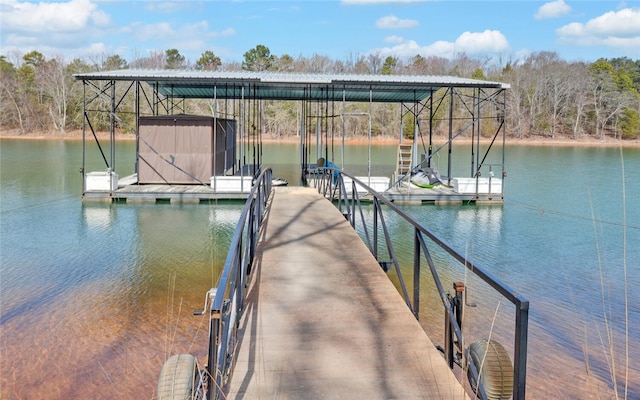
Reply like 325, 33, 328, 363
1, 140, 638, 399
82, 204, 114, 231
2, 170, 241, 398
451, 206, 504, 250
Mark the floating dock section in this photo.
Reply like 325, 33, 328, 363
226, 187, 469, 398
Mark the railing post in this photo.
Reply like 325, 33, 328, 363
248, 200, 256, 271
444, 283, 463, 370
444, 300, 453, 369
453, 282, 464, 335
373, 199, 379, 260
513, 300, 529, 400
208, 312, 221, 400
350, 181, 357, 228
413, 229, 420, 320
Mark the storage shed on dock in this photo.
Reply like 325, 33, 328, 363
137, 115, 236, 185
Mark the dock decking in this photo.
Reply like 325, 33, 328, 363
83, 180, 502, 204
226, 187, 468, 399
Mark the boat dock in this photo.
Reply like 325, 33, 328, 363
225, 187, 468, 399
83, 174, 503, 205
76, 71, 508, 206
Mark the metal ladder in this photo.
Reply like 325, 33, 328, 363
394, 143, 413, 187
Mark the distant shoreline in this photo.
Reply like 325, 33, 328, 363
1, 129, 638, 148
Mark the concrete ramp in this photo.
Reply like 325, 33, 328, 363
226, 186, 468, 399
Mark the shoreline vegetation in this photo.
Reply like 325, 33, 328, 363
2, 129, 638, 148
2, 51, 638, 144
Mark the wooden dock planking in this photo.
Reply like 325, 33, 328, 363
226, 187, 468, 399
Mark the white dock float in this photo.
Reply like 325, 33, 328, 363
452, 177, 502, 194
85, 171, 118, 192
210, 176, 253, 193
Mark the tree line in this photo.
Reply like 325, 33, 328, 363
1, 45, 638, 140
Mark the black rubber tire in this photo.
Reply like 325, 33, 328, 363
157, 354, 198, 400
468, 339, 514, 400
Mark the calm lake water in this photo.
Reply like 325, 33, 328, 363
1, 139, 638, 399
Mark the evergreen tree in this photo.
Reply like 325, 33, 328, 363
195, 51, 222, 71
165, 49, 186, 69
381, 56, 398, 75
242, 45, 274, 71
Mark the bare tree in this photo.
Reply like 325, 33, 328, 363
352, 55, 370, 74
367, 52, 383, 74
542, 60, 571, 138
450, 53, 488, 78
502, 63, 526, 138
304, 54, 334, 74
520, 53, 550, 136
35, 55, 70, 132
565, 62, 590, 139
0, 56, 25, 133
130, 50, 165, 69
589, 69, 635, 138
273, 54, 294, 72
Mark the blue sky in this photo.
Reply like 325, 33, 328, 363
1, 0, 639, 66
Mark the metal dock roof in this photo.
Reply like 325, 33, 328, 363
74, 69, 510, 103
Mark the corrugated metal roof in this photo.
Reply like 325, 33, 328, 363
74, 69, 509, 103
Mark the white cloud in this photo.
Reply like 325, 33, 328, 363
373, 30, 509, 60
86, 42, 109, 55
3, 33, 38, 47
145, 2, 195, 13
1, 40, 114, 63
214, 28, 237, 38
1, 0, 109, 32
514, 48, 532, 63
0, 0, 114, 58
376, 15, 418, 29
455, 30, 509, 53
115, 20, 236, 60
556, 8, 640, 54
535, 0, 571, 20
582, 8, 640, 36
384, 35, 405, 44
375, 39, 422, 56
91, 9, 111, 27
132, 22, 175, 43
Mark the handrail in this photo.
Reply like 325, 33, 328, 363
313, 167, 528, 400
204, 168, 272, 400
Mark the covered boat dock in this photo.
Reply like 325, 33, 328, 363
74, 70, 509, 204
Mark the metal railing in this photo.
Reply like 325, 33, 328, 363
197, 168, 272, 400
314, 167, 529, 400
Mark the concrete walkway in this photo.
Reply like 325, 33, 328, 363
226, 187, 468, 399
